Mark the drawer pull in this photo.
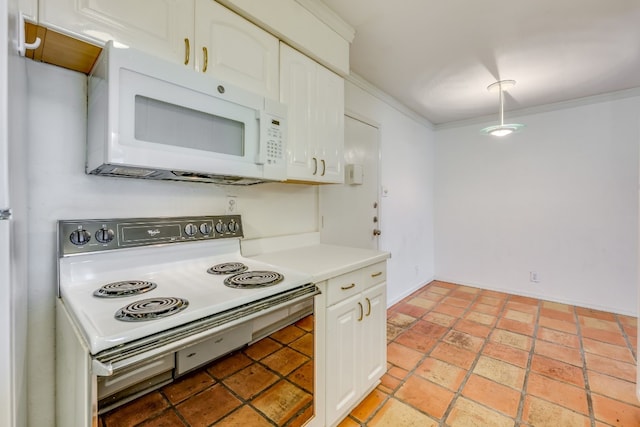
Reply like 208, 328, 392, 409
184, 38, 190, 65
341, 283, 356, 290
371, 271, 383, 278
365, 298, 371, 316
357, 302, 364, 321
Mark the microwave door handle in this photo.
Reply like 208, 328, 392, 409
255, 111, 266, 165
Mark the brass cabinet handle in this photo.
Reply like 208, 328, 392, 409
341, 283, 355, 290
371, 271, 382, 278
357, 302, 364, 321
202, 46, 208, 73
312, 157, 318, 175
365, 298, 371, 316
184, 38, 190, 65
321, 159, 326, 176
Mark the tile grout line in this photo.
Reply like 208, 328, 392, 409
574, 308, 596, 427
363, 283, 476, 425
434, 287, 488, 427
615, 314, 637, 362
513, 297, 541, 426
368, 284, 456, 425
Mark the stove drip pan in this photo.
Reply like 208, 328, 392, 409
115, 297, 189, 322
224, 271, 284, 289
207, 262, 248, 275
94, 280, 157, 298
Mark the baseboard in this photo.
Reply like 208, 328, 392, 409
387, 276, 435, 307
433, 276, 636, 317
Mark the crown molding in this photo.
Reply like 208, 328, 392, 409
295, 0, 355, 43
346, 72, 434, 129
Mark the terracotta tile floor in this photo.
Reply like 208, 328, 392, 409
99, 315, 315, 427
341, 281, 640, 427
100, 281, 640, 426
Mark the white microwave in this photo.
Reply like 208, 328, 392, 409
87, 41, 287, 185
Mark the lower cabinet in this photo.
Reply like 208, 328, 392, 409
320, 263, 387, 426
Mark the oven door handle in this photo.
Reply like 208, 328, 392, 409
92, 359, 113, 376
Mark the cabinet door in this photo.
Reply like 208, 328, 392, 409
39, 0, 194, 65
280, 43, 315, 180
315, 66, 344, 183
195, 0, 279, 99
360, 283, 387, 389
325, 294, 361, 426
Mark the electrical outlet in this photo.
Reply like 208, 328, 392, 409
226, 196, 238, 214
530, 271, 540, 283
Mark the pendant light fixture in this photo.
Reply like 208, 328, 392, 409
481, 80, 524, 137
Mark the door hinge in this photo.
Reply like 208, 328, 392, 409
0, 209, 11, 220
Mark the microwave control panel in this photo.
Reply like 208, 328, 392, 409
265, 119, 284, 163
259, 101, 287, 180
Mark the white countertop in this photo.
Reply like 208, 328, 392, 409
248, 243, 390, 283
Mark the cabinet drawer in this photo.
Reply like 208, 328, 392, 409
326, 269, 363, 306
362, 262, 386, 287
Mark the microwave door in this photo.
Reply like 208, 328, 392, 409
107, 68, 263, 178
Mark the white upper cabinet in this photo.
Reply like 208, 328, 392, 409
280, 43, 344, 184
195, 0, 279, 99
316, 67, 345, 182
280, 44, 315, 179
38, 1, 279, 98
19, 0, 38, 22
39, 0, 194, 65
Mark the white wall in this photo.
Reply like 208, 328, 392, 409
25, 60, 318, 427
435, 95, 640, 315
5, 3, 29, 427
344, 78, 436, 306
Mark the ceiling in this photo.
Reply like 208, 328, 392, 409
320, 0, 640, 125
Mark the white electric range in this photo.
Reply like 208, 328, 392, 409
56, 215, 317, 424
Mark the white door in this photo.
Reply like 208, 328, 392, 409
320, 115, 380, 249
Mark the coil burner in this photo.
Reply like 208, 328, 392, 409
93, 280, 157, 298
207, 262, 248, 275
114, 297, 189, 322
224, 271, 284, 289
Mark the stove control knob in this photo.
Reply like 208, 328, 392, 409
184, 223, 198, 236
95, 227, 115, 244
69, 228, 91, 246
215, 221, 228, 234
199, 223, 212, 235
228, 221, 240, 233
